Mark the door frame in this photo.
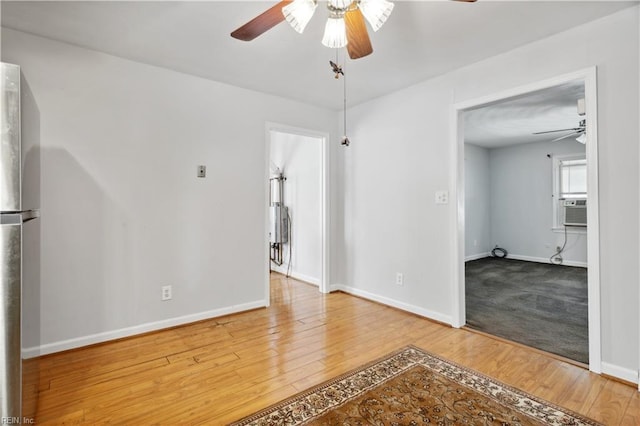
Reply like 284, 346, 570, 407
450, 67, 601, 373
264, 122, 331, 302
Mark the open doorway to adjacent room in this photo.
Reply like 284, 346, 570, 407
452, 69, 601, 371
265, 124, 329, 300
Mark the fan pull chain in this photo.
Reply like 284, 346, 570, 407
341, 49, 350, 146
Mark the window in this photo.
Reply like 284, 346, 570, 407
559, 158, 587, 199
552, 154, 587, 230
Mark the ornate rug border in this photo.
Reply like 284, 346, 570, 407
229, 346, 415, 425
229, 345, 603, 426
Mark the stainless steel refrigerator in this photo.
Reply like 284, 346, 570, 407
1, 62, 39, 420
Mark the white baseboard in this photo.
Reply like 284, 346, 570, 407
506, 253, 587, 268
331, 284, 452, 325
329, 284, 344, 292
270, 266, 320, 286
21, 300, 266, 359
601, 362, 639, 385
465, 252, 490, 262
465, 252, 587, 268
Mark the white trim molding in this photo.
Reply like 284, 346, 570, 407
270, 266, 320, 286
505, 254, 587, 269
332, 284, 453, 325
601, 362, 639, 386
22, 300, 266, 359
465, 252, 491, 262
451, 67, 601, 374
465, 253, 586, 268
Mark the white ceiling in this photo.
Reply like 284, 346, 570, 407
1, 1, 635, 147
464, 80, 586, 148
1, 1, 636, 112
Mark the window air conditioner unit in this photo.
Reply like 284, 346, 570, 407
563, 199, 587, 227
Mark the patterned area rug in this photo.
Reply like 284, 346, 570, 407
230, 346, 602, 426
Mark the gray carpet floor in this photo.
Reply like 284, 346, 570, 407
465, 257, 588, 364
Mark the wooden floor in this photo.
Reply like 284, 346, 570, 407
27, 273, 638, 425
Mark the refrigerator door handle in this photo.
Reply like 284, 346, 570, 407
0, 210, 39, 225
21, 210, 39, 223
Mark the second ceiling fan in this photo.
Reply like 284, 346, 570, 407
231, 0, 477, 60
533, 119, 587, 143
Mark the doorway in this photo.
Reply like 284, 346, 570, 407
264, 123, 330, 302
451, 69, 601, 372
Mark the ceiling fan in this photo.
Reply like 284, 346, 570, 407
231, 0, 477, 60
533, 119, 586, 143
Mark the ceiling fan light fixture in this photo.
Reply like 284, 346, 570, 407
576, 133, 587, 144
328, 0, 351, 9
322, 16, 348, 48
359, 0, 394, 32
283, 0, 318, 34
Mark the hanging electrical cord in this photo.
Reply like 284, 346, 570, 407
550, 225, 568, 265
286, 208, 293, 278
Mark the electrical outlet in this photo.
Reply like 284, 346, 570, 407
162, 285, 172, 301
435, 191, 448, 205
396, 273, 404, 286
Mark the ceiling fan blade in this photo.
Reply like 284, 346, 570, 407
533, 127, 582, 135
344, 7, 373, 60
231, 1, 291, 41
551, 132, 580, 142
451, 0, 478, 2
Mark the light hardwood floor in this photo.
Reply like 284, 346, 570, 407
26, 273, 638, 425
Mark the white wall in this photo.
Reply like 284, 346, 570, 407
270, 131, 322, 285
338, 7, 639, 380
1, 28, 339, 355
2, 6, 638, 384
464, 143, 491, 259
489, 139, 587, 266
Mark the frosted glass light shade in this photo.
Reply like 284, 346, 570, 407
322, 17, 348, 48
328, 0, 351, 9
283, 0, 318, 34
576, 133, 587, 144
359, 0, 394, 31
